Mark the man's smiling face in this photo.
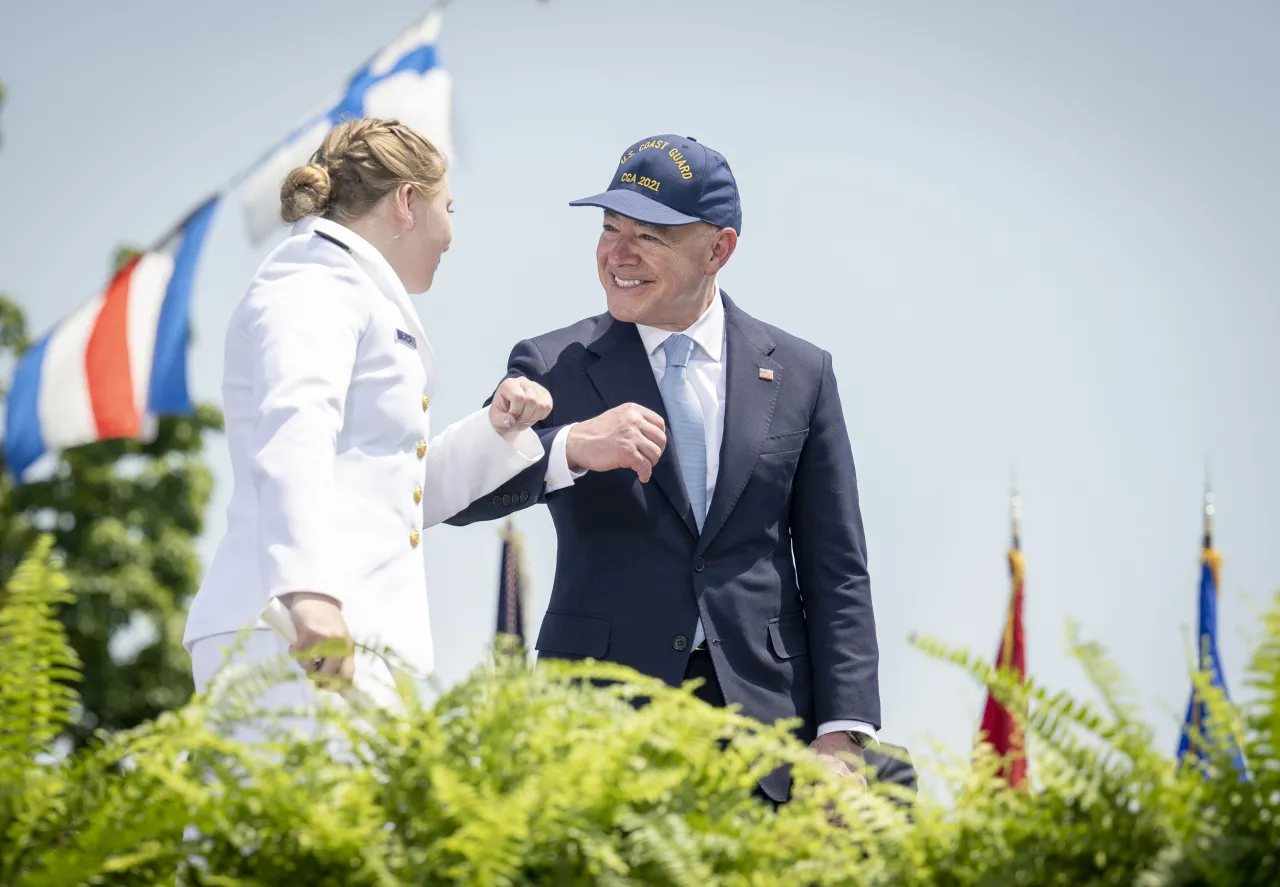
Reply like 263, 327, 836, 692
595, 211, 728, 331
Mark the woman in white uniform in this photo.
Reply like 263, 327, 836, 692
183, 118, 551, 722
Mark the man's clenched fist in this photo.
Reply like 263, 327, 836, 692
566, 403, 667, 482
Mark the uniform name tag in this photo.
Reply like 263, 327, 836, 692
396, 329, 417, 349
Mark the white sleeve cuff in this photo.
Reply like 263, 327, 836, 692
497, 423, 545, 464
544, 423, 586, 493
420, 408, 545, 528
816, 720, 879, 744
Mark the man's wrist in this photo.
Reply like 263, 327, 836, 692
816, 720, 878, 745
564, 424, 584, 473
810, 730, 865, 760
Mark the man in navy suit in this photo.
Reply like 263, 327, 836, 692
449, 134, 892, 803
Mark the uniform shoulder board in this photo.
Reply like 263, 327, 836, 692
314, 230, 352, 253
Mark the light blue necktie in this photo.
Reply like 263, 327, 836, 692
660, 334, 707, 530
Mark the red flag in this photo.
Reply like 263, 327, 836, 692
978, 542, 1028, 788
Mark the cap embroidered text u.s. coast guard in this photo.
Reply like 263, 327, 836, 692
569, 134, 742, 234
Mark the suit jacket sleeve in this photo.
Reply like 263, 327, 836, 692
790, 350, 881, 729
444, 338, 569, 527
246, 274, 365, 607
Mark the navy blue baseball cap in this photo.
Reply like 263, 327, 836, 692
569, 134, 742, 233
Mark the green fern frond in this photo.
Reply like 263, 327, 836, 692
1242, 589, 1280, 763
1065, 617, 1144, 729
0, 535, 81, 770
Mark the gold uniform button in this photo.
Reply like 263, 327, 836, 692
421, 394, 430, 411
416, 440, 427, 458
409, 529, 421, 548
413, 485, 423, 505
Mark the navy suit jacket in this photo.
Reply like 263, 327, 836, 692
448, 291, 880, 801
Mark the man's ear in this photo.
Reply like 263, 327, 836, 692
708, 226, 738, 274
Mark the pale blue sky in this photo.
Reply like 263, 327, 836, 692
2, 0, 1277, 777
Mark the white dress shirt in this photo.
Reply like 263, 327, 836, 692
543, 286, 876, 743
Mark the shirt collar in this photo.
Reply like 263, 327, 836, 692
635, 283, 725, 363
292, 215, 411, 302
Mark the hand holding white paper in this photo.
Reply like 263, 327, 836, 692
259, 597, 382, 717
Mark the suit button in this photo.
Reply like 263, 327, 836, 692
413, 485, 423, 505
519, 491, 530, 503
409, 529, 421, 548
416, 440, 427, 458
672, 635, 688, 651
422, 394, 430, 411
693, 557, 706, 572
492, 495, 502, 507
502, 494, 512, 506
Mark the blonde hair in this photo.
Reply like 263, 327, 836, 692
279, 118, 447, 225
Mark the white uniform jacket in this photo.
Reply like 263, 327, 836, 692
183, 216, 542, 678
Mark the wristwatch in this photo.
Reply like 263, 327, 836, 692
846, 730, 873, 749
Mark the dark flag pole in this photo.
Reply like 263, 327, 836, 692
497, 517, 527, 644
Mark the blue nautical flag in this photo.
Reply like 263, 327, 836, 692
240, 4, 453, 244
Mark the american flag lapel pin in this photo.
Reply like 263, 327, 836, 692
758, 367, 774, 381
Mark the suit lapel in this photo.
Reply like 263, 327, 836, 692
697, 297, 780, 553
586, 317, 699, 537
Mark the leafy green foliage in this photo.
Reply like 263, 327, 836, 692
1, 546, 1277, 884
